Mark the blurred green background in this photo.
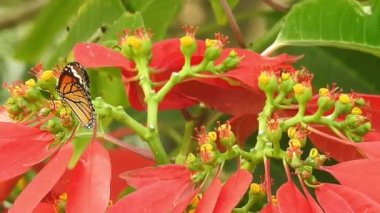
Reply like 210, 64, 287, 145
0, 0, 379, 104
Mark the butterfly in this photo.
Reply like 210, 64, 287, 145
56, 62, 95, 128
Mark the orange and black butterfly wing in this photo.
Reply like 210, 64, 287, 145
56, 62, 95, 128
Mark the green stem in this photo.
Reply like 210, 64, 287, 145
175, 120, 195, 164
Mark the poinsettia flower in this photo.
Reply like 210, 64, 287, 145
73, 40, 297, 115
110, 165, 253, 213
9, 141, 111, 213
109, 164, 197, 213
0, 122, 54, 181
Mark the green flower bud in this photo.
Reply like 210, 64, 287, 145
293, 83, 312, 105
278, 73, 296, 94
258, 72, 278, 94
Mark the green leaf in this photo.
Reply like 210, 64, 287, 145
138, 0, 182, 40
88, 68, 128, 108
46, 0, 125, 67
209, 0, 239, 25
280, 46, 380, 93
14, 0, 85, 62
273, 0, 380, 57
99, 12, 145, 47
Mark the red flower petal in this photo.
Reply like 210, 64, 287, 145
32, 202, 58, 213
108, 180, 192, 213
276, 181, 312, 213
0, 177, 19, 203
307, 126, 365, 161
360, 93, 380, 132
9, 143, 72, 213
230, 113, 259, 145
73, 43, 131, 70
0, 123, 54, 180
260, 204, 280, 213
108, 148, 154, 200
213, 169, 252, 213
356, 142, 380, 158
321, 159, 380, 204
315, 183, 380, 212
66, 142, 111, 213
120, 164, 191, 189
195, 177, 222, 213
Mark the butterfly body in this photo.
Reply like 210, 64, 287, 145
56, 62, 95, 128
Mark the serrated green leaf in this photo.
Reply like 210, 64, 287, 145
209, 0, 239, 25
68, 135, 92, 168
138, 0, 181, 40
274, 0, 380, 57
99, 12, 145, 47
14, 0, 85, 62
46, 0, 125, 67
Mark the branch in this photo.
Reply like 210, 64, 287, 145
218, 0, 246, 48
262, 0, 289, 12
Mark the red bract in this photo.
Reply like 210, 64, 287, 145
108, 148, 154, 200
9, 141, 112, 213
195, 177, 222, 213
315, 183, 380, 212
212, 169, 252, 213
321, 159, 380, 204
109, 164, 196, 213
73, 41, 297, 115
360, 93, 380, 132
276, 181, 313, 213
0, 122, 54, 181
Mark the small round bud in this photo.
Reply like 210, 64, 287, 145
25, 79, 36, 87
338, 94, 350, 104
351, 107, 362, 115
40, 70, 55, 81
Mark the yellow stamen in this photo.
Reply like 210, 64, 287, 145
59, 193, 68, 201
200, 143, 213, 152
126, 36, 142, 49
25, 79, 36, 87
338, 94, 350, 104
309, 148, 319, 158
208, 131, 217, 142
281, 72, 291, 81
319, 88, 329, 96
205, 39, 217, 47
351, 107, 362, 115
289, 139, 301, 148
258, 72, 270, 85
41, 70, 54, 81
186, 153, 196, 164
293, 83, 305, 94
287, 126, 297, 138
180, 35, 194, 47
250, 183, 262, 194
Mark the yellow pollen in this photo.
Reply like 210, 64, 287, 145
258, 72, 270, 85
339, 94, 350, 104
60, 108, 71, 117
16, 177, 27, 190
41, 70, 54, 81
287, 126, 297, 138
59, 193, 68, 201
180, 35, 194, 47
289, 139, 301, 148
351, 107, 362, 115
293, 83, 305, 94
208, 131, 217, 142
250, 183, 262, 194
190, 195, 201, 207
205, 39, 217, 47
126, 36, 142, 49
281, 72, 291, 81
25, 79, 36, 87
319, 88, 329, 96
309, 148, 319, 158
271, 195, 278, 205
200, 143, 213, 152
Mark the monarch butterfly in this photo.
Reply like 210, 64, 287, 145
56, 62, 95, 128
